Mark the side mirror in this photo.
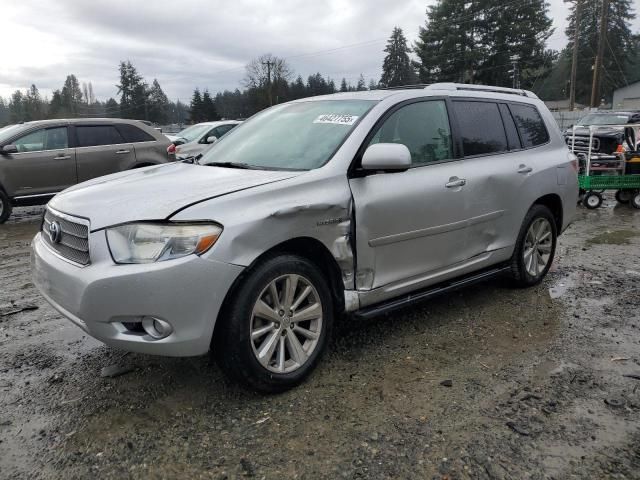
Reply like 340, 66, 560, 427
206, 136, 218, 144
361, 143, 411, 171
1, 144, 18, 154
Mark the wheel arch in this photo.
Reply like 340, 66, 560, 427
212, 237, 346, 341
532, 193, 563, 233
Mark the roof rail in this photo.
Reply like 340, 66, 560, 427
379, 84, 432, 90
424, 82, 539, 99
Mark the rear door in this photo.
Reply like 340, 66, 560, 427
2, 126, 76, 197
74, 124, 136, 182
449, 99, 534, 257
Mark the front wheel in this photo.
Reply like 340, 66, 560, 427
508, 205, 557, 287
0, 190, 12, 224
631, 191, 640, 210
214, 254, 333, 393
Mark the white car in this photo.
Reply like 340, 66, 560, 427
167, 121, 241, 159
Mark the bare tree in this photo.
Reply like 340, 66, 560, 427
244, 53, 293, 106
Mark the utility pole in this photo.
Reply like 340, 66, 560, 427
510, 55, 520, 89
569, 0, 582, 111
262, 60, 274, 106
590, 0, 609, 108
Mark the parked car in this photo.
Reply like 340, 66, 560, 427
0, 118, 175, 223
32, 84, 577, 392
564, 111, 640, 156
167, 121, 241, 159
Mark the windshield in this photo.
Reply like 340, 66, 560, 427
200, 100, 376, 170
578, 114, 630, 126
174, 124, 211, 143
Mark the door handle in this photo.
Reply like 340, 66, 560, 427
115, 149, 130, 154
517, 165, 533, 174
53, 155, 70, 160
445, 177, 466, 188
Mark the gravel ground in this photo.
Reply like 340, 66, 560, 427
1, 199, 639, 479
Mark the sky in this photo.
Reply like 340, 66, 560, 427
0, 0, 638, 102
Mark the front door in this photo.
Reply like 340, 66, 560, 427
349, 99, 470, 292
2, 126, 76, 197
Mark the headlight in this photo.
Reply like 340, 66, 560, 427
106, 222, 222, 264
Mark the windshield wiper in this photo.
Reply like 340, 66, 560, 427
205, 161, 257, 170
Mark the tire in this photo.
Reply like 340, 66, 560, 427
583, 191, 603, 209
615, 189, 632, 204
508, 204, 557, 287
214, 254, 333, 393
631, 191, 640, 210
0, 189, 12, 224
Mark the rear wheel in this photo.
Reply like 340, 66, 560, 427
0, 190, 12, 224
214, 254, 333, 393
508, 205, 557, 287
615, 189, 632, 204
631, 191, 640, 210
583, 191, 603, 209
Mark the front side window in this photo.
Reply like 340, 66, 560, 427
200, 100, 376, 170
13, 129, 45, 152
509, 104, 549, 148
12, 127, 69, 153
453, 101, 508, 156
367, 100, 453, 166
76, 125, 125, 147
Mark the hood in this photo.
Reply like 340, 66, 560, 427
564, 126, 624, 138
165, 134, 179, 142
49, 162, 302, 230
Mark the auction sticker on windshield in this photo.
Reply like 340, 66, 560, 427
313, 114, 359, 125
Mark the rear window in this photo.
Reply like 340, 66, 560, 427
509, 104, 549, 148
116, 124, 155, 143
76, 125, 124, 147
453, 101, 508, 156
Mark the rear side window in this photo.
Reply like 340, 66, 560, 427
452, 101, 507, 156
509, 104, 549, 148
367, 100, 453, 166
116, 124, 155, 143
76, 125, 124, 147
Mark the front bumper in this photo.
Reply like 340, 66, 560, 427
32, 231, 244, 356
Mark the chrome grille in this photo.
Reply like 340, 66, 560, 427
42, 209, 90, 266
566, 135, 600, 153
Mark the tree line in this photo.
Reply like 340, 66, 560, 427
1, 0, 638, 126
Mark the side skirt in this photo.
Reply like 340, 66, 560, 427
353, 264, 510, 320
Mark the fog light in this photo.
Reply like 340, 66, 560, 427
141, 316, 173, 339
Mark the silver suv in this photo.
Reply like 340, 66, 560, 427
32, 84, 578, 392
0, 118, 175, 222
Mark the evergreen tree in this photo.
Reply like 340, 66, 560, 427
356, 74, 367, 91
117, 61, 148, 119
60, 74, 84, 115
104, 98, 120, 118
202, 89, 219, 120
340, 78, 349, 92
290, 76, 307, 99
25, 84, 45, 121
368, 79, 378, 90
380, 27, 416, 87
147, 79, 169, 124
566, 0, 636, 104
190, 88, 204, 122
0, 97, 9, 126
414, 0, 553, 88
9, 91, 25, 123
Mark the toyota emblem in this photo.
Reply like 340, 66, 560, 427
48, 221, 62, 244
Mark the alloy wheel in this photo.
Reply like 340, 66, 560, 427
250, 274, 323, 373
523, 218, 553, 277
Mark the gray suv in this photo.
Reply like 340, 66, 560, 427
32, 84, 578, 392
0, 118, 175, 222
